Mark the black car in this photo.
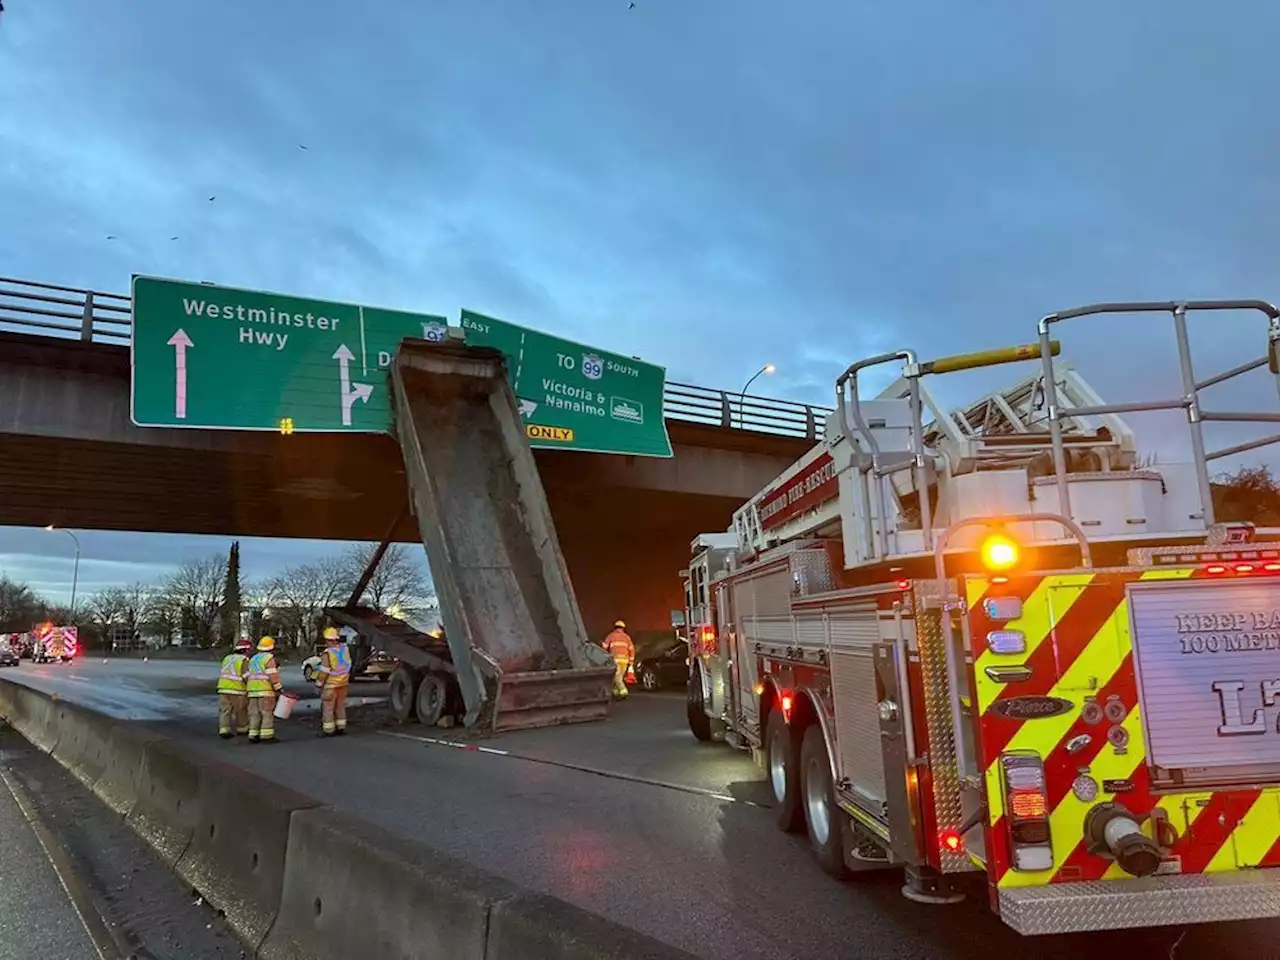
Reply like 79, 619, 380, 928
634, 640, 690, 691
0, 646, 19, 667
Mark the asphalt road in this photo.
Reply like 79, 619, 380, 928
3, 657, 1276, 959
0, 721, 242, 960
0, 743, 100, 960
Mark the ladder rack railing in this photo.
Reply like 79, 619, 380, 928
1037, 300, 1280, 526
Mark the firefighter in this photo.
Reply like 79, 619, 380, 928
314, 626, 352, 736
604, 620, 635, 699
246, 636, 284, 743
216, 639, 253, 738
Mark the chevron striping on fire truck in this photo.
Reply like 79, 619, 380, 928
681, 300, 1280, 935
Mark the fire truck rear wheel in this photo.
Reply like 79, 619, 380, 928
766, 710, 803, 832
389, 666, 421, 723
800, 725, 849, 879
686, 671, 714, 741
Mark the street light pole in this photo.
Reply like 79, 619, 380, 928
45, 526, 81, 614
738, 363, 776, 429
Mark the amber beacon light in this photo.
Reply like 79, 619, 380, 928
980, 533, 1020, 572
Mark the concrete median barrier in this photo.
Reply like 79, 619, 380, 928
2, 679, 698, 960
176, 761, 319, 951
127, 738, 202, 867
261, 806, 512, 960
0, 677, 17, 722
21, 685, 63, 753
487, 891, 698, 960
51, 701, 114, 787
94, 723, 164, 816
1, 681, 64, 753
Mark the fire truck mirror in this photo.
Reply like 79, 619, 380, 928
1269, 334, 1280, 375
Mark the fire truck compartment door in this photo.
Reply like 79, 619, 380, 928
732, 568, 792, 733
829, 602, 888, 814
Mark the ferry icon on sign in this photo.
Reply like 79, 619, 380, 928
610, 397, 643, 424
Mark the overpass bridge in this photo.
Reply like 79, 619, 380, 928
0, 276, 830, 637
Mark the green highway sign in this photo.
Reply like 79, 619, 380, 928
130, 276, 442, 433
130, 276, 672, 458
460, 309, 672, 458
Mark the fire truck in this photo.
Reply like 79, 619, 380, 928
31, 623, 77, 663
683, 300, 1280, 934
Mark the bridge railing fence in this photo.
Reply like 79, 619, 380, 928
0, 275, 831, 440
662, 382, 828, 440
0, 276, 130, 344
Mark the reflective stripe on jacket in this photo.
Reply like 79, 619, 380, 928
246, 652, 281, 697
318, 644, 352, 688
216, 653, 249, 694
605, 629, 634, 662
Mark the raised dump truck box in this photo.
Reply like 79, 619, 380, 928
331, 337, 614, 733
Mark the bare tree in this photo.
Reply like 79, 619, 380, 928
86, 587, 127, 638
262, 556, 349, 650
88, 583, 153, 647
160, 555, 226, 647
343, 543, 432, 614
0, 576, 47, 632
117, 582, 153, 641
144, 588, 182, 646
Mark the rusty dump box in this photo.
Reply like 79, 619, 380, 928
386, 338, 614, 732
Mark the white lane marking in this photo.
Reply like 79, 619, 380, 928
377, 730, 767, 808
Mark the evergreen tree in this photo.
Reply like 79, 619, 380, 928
219, 541, 242, 644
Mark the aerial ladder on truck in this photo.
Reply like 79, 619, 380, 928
327, 334, 615, 733
684, 300, 1280, 935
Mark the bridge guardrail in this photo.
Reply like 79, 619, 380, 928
0, 275, 830, 440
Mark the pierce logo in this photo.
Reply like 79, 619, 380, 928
990, 696, 1074, 720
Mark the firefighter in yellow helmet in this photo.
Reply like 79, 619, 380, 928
604, 620, 635, 699
246, 636, 284, 743
216, 639, 254, 738
314, 626, 352, 736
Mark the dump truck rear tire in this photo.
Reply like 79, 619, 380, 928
389, 666, 421, 723
416, 674, 447, 726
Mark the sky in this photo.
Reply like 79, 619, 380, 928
2, 0, 1280, 597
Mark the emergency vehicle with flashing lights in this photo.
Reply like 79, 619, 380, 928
31, 623, 77, 663
682, 300, 1280, 935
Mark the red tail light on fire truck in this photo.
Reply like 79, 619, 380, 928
1000, 752, 1053, 871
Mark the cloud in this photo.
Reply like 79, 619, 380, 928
2, 0, 1279, 578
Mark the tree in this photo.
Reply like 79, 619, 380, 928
160, 555, 225, 647
220, 542, 242, 643
1213, 465, 1280, 526
342, 543, 432, 615
261, 556, 349, 650
0, 576, 47, 632
86, 587, 126, 637
87, 582, 152, 647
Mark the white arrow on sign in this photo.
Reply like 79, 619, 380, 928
517, 398, 538, 419
167, 329, 193, 420
333, 344, 373, 426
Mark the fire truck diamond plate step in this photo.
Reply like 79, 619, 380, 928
999, 870, 1280, 935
